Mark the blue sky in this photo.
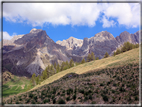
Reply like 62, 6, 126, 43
2, 3, 140, 42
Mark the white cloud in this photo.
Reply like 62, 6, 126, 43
102, 16, 116, 28
3, 3, 140, 28
102, 3, 140, 28
3, 32, 16, 40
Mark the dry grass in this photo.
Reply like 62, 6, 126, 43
31, 48, 139, 91
3, 48, 139, 100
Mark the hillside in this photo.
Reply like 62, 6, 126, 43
2, 71, 33, 98
3, 48, 139, 104
31, 48, 139, 91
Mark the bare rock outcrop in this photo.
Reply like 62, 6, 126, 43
56, 36, 83, 50
72, 31, 119, 59
116, 31, 139, 45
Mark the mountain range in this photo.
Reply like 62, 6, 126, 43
2, 29, 140, 77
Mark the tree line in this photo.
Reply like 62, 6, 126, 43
113, 42, 139, 56
31, 42, 139, 86
31, 52, 100, 86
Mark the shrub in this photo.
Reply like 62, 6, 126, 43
107, 81, 110, 85
112, 90, 115, 93
43, 99, 50, 104
29, 93, 34, 98
15, 101, 19, 104
100, 83, 104, 86
119, 87, 125, 92
73, 94, 76, 100
113, 83, 116, 86
91, 101, 96, 104
53, 98, 56, 104
89, 95, 92, 100
135, 96, 138, 101
57, 98, 66, 104
62, 90, 65, 93
52, 95, 55, 99
67, 88, 73, 95
61, 93, 65, 96
57, 92, 60, 95
79, 89, 84, 94
31, 100, 35, 104
102, 95, 108, 102
34, 96, 37, 101
66, 96, 70, 101
26, 99, 30, 103
47, 94, 51, 98
84, 96, 89, 101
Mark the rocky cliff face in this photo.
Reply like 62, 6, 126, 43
72, 31, 119, 58
56, 37, 83, 50
2, 29, 71, 76
116, 31, 139, 45
2, 29, 140, 77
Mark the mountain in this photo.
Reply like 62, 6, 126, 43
72, 31, 119, 59
2, 29, 140, 77
116, 31, 139, 45
56, 37, 83, 50
2, 29, 71, 76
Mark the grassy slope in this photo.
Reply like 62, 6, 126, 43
3, 48, 139, 100
31, 48, 139, 91
3, 74, 33, 98
3, 60, 139, 104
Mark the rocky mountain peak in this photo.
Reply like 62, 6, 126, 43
94, 31, 114, 39
119, 31, 130, 36
56, 36, 83, 50
30, 28, 42, 33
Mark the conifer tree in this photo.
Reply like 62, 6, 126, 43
69, 59, 74, 67
91, 52, 95, 61
61, 61, 65, 71
63, 61, 69, 70
51, 64, 54, 71
87, 53, 92, 62
35, 75, 39, 85
56, 63, 60, 73
54, 62, 57, 69
81, 58, 85, 64
104, 52, 109, 58
115, 48, 121, 55
42, 69, 47, 80
31, 73, 36, 86
75, 62, 80, 66
39, 75, 43, 83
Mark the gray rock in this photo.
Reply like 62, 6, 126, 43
115, 31, 139, 45
56, 36, 83, 50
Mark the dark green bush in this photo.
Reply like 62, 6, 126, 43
102, 95, 108, 101
66, 96, 70, 101
53, 98, 56, 104
43, 99, 50, 104
79, 89, 84, 94
100, 83, 104, 86
91, 101, 96, 104
73, 94, 76, 100
29, 93, 34, 98
89, 95, 92, 100
57, 98, 66, 104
